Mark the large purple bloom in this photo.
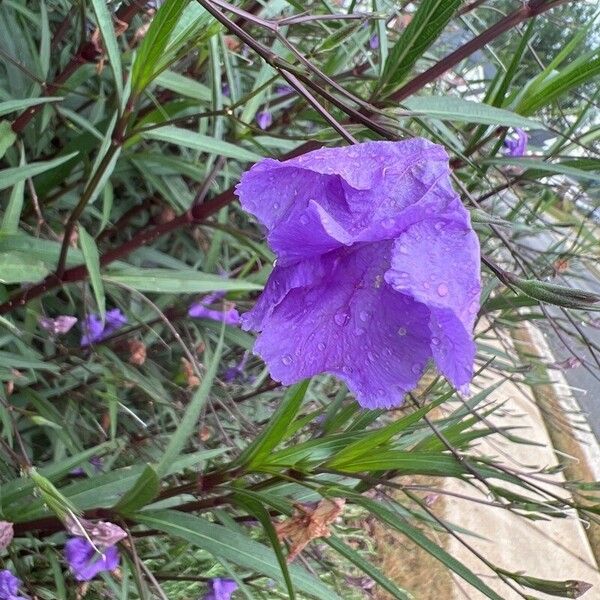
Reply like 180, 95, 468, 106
203, 578, 238, 600
188, 292, 240, 326
504, 128, 528, 157
64, 537, 120, 581
236, 140, 481, 408
0, 570, 26, 600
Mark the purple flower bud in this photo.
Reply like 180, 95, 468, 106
81, 309, 127, 346
236, 140, 481, 409
38, 315, 78, 335
203, 578, 238, 600
504, 128, 528, 157
64, 537, 120, 582
0, 570, 26, 600
222, 352, 249, 382
256, 111, 273, 130
221, 82, 230, 97
188, 292, 240, 326
369, 34, 379, 50
275, 84, 293, 96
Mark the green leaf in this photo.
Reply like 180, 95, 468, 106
0, 120, 16, 158
356, 497, 504, 600
155, 330, 224, 477
104, 268, 262, 294
141, 125, 262, 162
402, 96, 544, 129
0, 251, 49, 283
154, 70, 211, 102
379, 0, 461, 95
0, 152, 78, 192
0, 97, 63, 117
114, 465, 160, 514
91, 0, 123, 100
134, 510, 343, 600
1, 162, 25, 234
235, 381, 309, 468
79, 226, 105, 320
485, 157, 600, 182
131, 0, 190, 93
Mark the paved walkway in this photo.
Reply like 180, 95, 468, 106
445, 324, 600, 599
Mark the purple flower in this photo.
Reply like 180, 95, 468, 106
256, 111, 273, 130
188, 292, 240, 326
222, 352, 250, 382
70, 456, 103, 476
38, 315, 78, 335
236, 140, 481, 408
369, 34, 379, 50
0, 570, 26, 600
64, 537, 119, 582
203, 578, 238, 600
504, 128, 528, 157
221, 82, 230, 97
275, 84, 293, 96
81, 308, 127, 346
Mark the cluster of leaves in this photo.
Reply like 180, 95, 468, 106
0, 0, 599, 598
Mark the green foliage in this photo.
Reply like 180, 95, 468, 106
0, 1, 599, 599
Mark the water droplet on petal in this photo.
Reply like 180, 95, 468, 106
355, 327, 365, 336
359, 310, 370, 322
423, 281, 430, 290
273, 202, 280, 210
434, 221, 444, 231
373, 275, 383, 289
282, 354, 293, 366
367, 351, 376, 363
318, 342, 326, 351
299, 214, 309, 225
397, 327, 407, 336
397, 243, 408, 254
411, 364, 421, 375
334, 312, 350, 327
437, 283, 449, 297
382, 217, 395, 229
431, 336, 440, 346
378, 388, 385, 396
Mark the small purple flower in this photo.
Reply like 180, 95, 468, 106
81, 308, 127, 346
256, 111, 273, 130
70, 456, 103, 476
369, 34, 379, 50
504, 128, 528, 157
221, 82, 230, 97
203, 578, 238, 600
38, 315, 78, 335
0, 570, 27, 600
275, 84, 293, 96
64, 537, 120, 582
236, 140, 481, 408
222, 352, 250, 382
189, 292, 240, 326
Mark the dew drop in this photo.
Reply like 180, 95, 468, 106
355, 327, 365, 336
437, 282, 449, 297
411, 364, 421, 375
396, 271, 409, 280
423, 281, 430, 290
282, 354, 293, 366
377, 388, 385, 396
373, 275, 383, 289
367, 351, 376, 363
273, 202, 280, 210
397, 327, 407, 336
334, 312, 350, 327
382, 217, 395, 229
317, 342, 326, 351
431, 336, 440, 346
359, 310, 370, 322
299, 214, 310, 225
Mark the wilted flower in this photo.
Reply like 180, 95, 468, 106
236, 140, 481, 408
256, 110, 273, 130
275, 84, 293, 96
65, 516, 127, 549
81, 308, 127, 346
0, 569, 26, 600
203, 578, 238, 600
64, 537, 120, 582
188, 292, 240, 326
0, 521, 14, 552
504, 128, 528, 157
38, 315, 78, 335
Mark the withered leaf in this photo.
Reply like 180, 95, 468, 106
275, 498, 345, 562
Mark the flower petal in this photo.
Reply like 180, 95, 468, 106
386, 218, 480, 389
250, 244, 432, 408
